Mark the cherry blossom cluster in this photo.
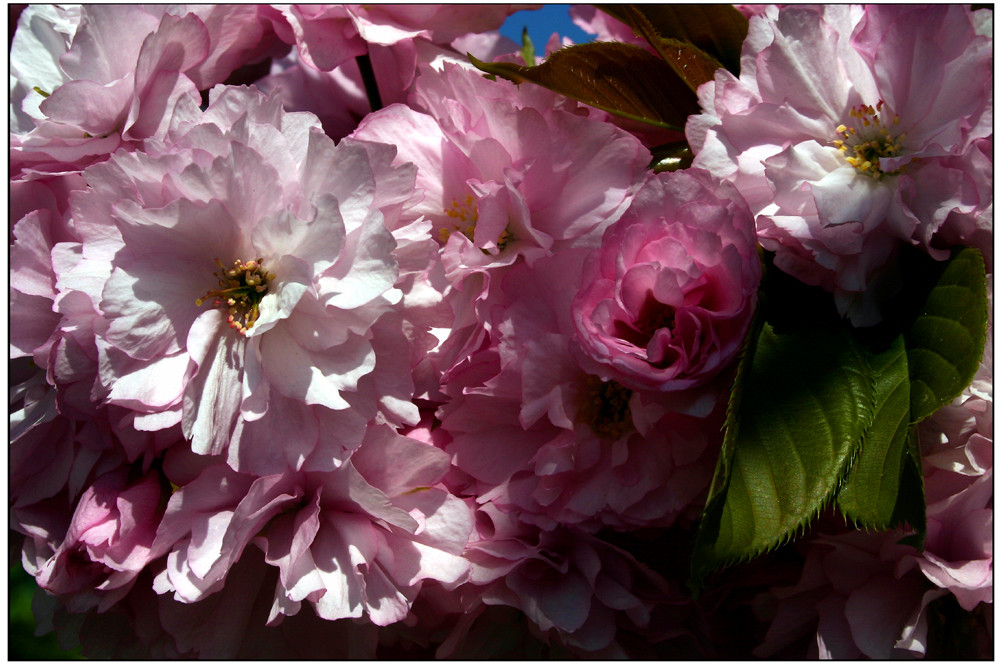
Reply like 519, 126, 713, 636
9, 4, 992, 658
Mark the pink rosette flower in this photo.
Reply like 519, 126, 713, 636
572, 169, 760, 392
10, 179, 80, 368
255, 50, 373, 141
73, 85, 422, 474
151, 425, 472, 628
687, 4, 992, 324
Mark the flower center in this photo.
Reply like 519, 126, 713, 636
439, 193, 478, 244
438, 192, 513, 252
578, 376, 633, 440
195, 257, 274, 336
833, 100, 907, 178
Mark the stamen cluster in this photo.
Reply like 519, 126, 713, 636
439, 192, 513, 251
195, 257, 274, 335
833, 100, 907, 178
439, 193, 478, 243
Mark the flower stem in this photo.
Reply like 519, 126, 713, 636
356, 53, 382, 113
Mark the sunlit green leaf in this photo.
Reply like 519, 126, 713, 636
598, 4, 749, 75
649, 141, 694, 173
691, 319, 874, 593
469, 43, 701, 131
593, 5, 723, 91
905, 247, 988, 422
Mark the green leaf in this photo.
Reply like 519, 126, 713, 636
835, 336, 911, 528
690, 319, 874, 592
468, 42, 701, 131
520, 26, 536, 67
598, 4, 749, 75
905, 247, 988, 422
649, 141, 694, 173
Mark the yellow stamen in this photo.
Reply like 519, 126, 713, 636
195, 257, 272, 336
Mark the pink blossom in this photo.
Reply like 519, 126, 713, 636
273, 5, 528, 73
754, 529, 945, 659
572, 169, 760, 392
10, 6, 208, 179
20, 466, 166, 614
455, 502, 687, 657
152, 425, 472, 627
440, 250, 722, 531
569, 5, 650, 50
255, 50, 373, 141
353, 61, 649, 374
10, 5, 287, 180
687, 4, 992, 324
29, 556, 381, 659
72, 86, 423, 474
8, 174, 111, 423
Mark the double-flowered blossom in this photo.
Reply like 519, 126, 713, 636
354, 60, 650, 373
10, 5, 283, 180
7, 3, 993, 660
272, 4, 528, 73
18, 464, 168, 615
687, 4, 992, 324
455, 502, 688, 657
73, 85, 425, 474
152, 425, 472, 627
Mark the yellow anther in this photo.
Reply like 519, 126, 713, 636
835, 99, 907, 179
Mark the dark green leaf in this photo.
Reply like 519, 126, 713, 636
598, 4, 748, 75
835, 336, 911, 528
691, 319, 874, 593
905, 247, 988, 422
652, 36, 724, 91
469, 43, 701, 131
892, 427, 927, 548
